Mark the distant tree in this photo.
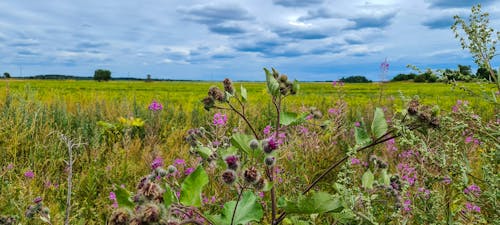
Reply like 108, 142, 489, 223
391, 73, 416, 81
339, 75, 372, 83
458, 64, 472, 77
3, 72, 10, 78
475, 67, 497, 81
146, 74, 152, 82
94, 69, 111, 82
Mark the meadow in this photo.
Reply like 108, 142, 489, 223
0, 78, 498, 224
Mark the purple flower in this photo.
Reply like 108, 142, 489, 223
213, 113, 228, 126
6, 163, 14, 170
33, 197, 43, 204
465, 202, 481, 213
151, 156, 164, 170
328, 108, 340, 115
148, 100, 163, 111
174, 159, 186, 166
109, 192, 116, 201
351, 158, 361, 165
403, 199, 412, 212
443, 177, 452, 185
263, 125, 272, 135
380, 58, 389, 74
24, 170, 34, 179
465, 136, 473, 144
185, 167, 195, 175
354, 121, 361, 127
464, 184, 481, 196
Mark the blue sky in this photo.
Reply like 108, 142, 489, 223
0, 0, 499, 81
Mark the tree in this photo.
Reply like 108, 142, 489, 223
3, 72, 10, 78
93, 69, 111, 82
452, 4, 500, 90
458, 64, 472, 77
339, 75, 372, 83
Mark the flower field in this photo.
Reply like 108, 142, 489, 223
0, 78, 498, 224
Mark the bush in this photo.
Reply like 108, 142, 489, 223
339, 75, 372, 83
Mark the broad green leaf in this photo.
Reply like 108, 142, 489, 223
163, 184, 176, 209
180, 166, 208, 207
278, 192, 343, 214
280, 111, 307, 126
362, 170, 374, 189
371, 108, 388, 139
207, 191, 263, 225
379, 169, 390, 186
240, 85, 247, 103
264, 68, 280, 96
193, 146, 213, 159
115, 186, 134, 209
231, 133, 254, 155
355, 126, 370, 146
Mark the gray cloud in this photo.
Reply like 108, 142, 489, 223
273, 0, 324, 7
426, 0, 496, 8
349, 12, 397, 29
422, 16, 454, 29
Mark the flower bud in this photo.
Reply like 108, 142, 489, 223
249, 139, 259, 150
167, 165, 177, 174
264, 156, 275, 167
222, 170, 237, 185
156, 167, 168, 177
279, 74, 288, 82
223, 78, 234, 95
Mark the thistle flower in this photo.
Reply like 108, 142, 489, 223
33, 196, 43, 204
213, 113, 228, 126
24, 170, 34, 179
264, 156, 275, 167
225, 155, 239, 170
151, 156, 164, 170
148, 100, 163, 111
184, 167, 195, 175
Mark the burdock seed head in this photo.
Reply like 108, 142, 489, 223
208, 86, 225, 102
224, 155, 239, 170
109, 208, 131, 225
244, 166, 260, 184
223, 78, 234, 94
249, 139, 259, 150
222, 170, 237, 185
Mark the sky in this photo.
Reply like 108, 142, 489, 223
0, 0, 499, 81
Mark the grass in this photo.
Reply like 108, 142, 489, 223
0, 79, 496, 224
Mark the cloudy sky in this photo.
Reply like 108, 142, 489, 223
0, 0, 499, 81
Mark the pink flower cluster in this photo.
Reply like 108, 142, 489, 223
148, 100, 163, 111
464, 202, 481, 213
151, 156, 164, 170
452, 100, 468, 112
213, 113, 228, 126
109, 191, 118, 208
464, 184, 481, 196
397, 163, 417, 185
332, 81, 344, 87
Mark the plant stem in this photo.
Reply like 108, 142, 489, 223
231, 185, 245, 225
227, 102, 260, 139
270, 97, 281, 224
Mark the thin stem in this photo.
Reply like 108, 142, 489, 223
231, 185, 245, 225
227, 102, 260, 139
270, 96, 281, 223
180, 219, 204, 225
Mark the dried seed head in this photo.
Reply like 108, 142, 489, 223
279, 74, 288, 82
140, 203, 161, 223
244, 166, 259, 184
140, 181, 164, 202
225, 155, 239, 170
223, 78, 234, 94
109, 208, 131, 225
249, 139, 259, 150
222, 170, 237, 185
202, 96, 215, 111
407, 99, 419, 115
208, 86, 225, 102
429, 117, 440, 128
254, 178, 265, 190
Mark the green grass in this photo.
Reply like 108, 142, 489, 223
0, 79, 496, 224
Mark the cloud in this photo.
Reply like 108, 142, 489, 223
349, 12, 397, 29
208, 23, 247, 35
425, 0, 497, 8
422, 16, 454, 29
273, 0, 324, 7
76, 41, 109, 49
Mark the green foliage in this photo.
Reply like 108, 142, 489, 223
208, 191, 263, 225
115, 186, 134, 209
452, 4, 500, 89
371, 107, 388, 139
264, 68, 280, 96
391, 73, 416, 81
3, 72, 10, 78
93, 69, 112, 82
278, 192, 343, 214
339, 75, 372, 83
361, 170, 374, 189
180, 166, 208, 207
280, 111, 307, 126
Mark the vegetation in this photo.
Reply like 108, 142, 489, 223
94, 69, 112, 82
339, 75, 372, 83
3, 72, 10, 79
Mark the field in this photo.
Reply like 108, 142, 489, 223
0, 79, 498, 224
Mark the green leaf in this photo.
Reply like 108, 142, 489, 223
207, 191, 263, 225
193, 146, 213, 159
163, 184, 176, 209
292, 79, 300, 94
240, 85, 247, 103
264, 68, 280, 96
379, 169, 390, 186
280, 111, 307, 126
371, 108, 388, 139
115, 186, 134, 209
180, 166, 209, 207
355, 126, 370, 146
231, 133, 254, 155
278, 192, 343, 214
362, 170, 374, 189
